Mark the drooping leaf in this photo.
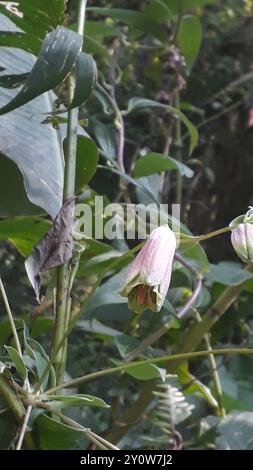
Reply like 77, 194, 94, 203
70, 52, 97, 109
134, 153, 194, 178
25, 197, 75, 302
0, 27, 82, 116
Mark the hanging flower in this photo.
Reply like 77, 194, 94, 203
120, 226, 176, 313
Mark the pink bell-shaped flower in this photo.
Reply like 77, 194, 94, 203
120, 225, 176, 313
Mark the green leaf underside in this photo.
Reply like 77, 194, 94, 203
134, 153, 194, 178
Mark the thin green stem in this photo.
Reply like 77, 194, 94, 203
174, 90, 182, 205
44, 348, 253, 395
51, 0, 87, 386
194, 310, 226, 417
0, 375, 35, 449
180, 225, 232, 246
16, 404, 33, 450
0, 276, 22, 357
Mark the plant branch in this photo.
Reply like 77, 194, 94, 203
51, 0, 87, 386
174, 90, 183, 205
16, 404, 32, 450
0, 375, 35, 449
193, 310, 226, 417
44, 348, 253, 395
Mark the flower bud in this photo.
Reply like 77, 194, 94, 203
231, 223, 253, 263
120, 225, 176, 313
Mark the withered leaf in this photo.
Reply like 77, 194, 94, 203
25, 197, 75, 302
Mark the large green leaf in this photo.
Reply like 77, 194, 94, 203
206, 261, 253, 286
0, 27, 82, 115
215, 412, 253, 450
87, 7, 167, 42
85, 271, 128, 314
0, 155, 42, 217
134, 153, 194, 178
36, 414, 81, 450
0, 43, 64, 217
0, 216, 50, 255
0, 1, 66, 53
178, 15, 202, 70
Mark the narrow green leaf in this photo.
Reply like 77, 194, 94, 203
70, 52, 97, 109
5, 346, 27, 381
44, 394, 110, 409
